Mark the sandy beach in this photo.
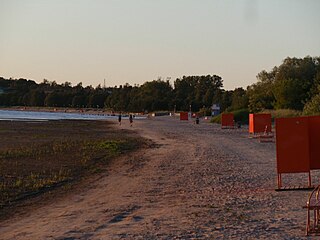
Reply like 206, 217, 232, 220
0, 116, 315, 239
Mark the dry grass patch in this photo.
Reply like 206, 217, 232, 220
0, 120, 145, 215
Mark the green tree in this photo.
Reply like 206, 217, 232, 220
174, 75, 223, 111
44, 92, 59, 107
229, 88, 248, 110
28, 90, 46, 106
303, 93, 320, 115
72, 95, 86, 107
272, 56, 319, 110
247, 69, 276, 112
138, 79, 173, 112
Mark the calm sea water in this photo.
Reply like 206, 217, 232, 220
0, 110, 145, 121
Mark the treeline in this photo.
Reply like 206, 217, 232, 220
0, 75, 247, 113
0, 56, 319, 115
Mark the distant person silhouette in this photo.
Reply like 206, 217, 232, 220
129, 114, 133, 127
196, 116, 199, 124
118, 113, 122, 125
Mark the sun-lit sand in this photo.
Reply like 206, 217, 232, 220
0, 116, 314, 239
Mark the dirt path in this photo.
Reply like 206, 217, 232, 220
0, 116, 314, 239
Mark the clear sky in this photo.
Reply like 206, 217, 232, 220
0, 0, 319, 90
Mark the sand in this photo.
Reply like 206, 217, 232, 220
0, 116, 315, 239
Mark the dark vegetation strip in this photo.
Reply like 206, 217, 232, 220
0, 120, 146, 215
1, 56, 320, 116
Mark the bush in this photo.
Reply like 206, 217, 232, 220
233, 109, 249, 124
261, 109, 302, 119
210, 108, 249, 124
210, 114, 221, 123
303, 94, 320, 116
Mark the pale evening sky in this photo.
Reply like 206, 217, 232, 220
0, 0, 319, 90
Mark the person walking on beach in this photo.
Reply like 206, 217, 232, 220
129, 114, 133, 127
118, 113, 122, 125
